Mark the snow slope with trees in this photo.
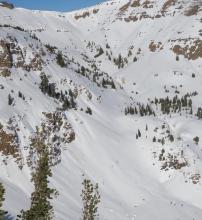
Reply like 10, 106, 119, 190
0, 0, 202, 219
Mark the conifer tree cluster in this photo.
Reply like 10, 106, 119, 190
20, 128, 56, 220
56, 52, 67, 68
106, 51, 112, 61
40, 73, 76, 110
153, 94, 193, 115
196, 107, 202, 119
193, 136, 199, 145
125, 93, 197, 117
18, 91, 25, 100
94, 47, 104, 58
77, 65, 89, 77
168, 134, 174, 142
102, 78, 116, 89
125, 103, 155, 117
113, 54, 128, 69
159, 148, 165, 161
0, 183, 5, 219
106, 43, 110, 49
45, 44, 57, 54
81, 177, 100, 220
75, 52, 116, 90
86, 41, 96, 49
136, 129, 141, 139
8, 94, 14, 106
39, 73, 50, 95
86, 107, 92, 115
76, 64, 116, 90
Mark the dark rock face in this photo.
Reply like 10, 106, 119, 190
0, 38, 43, 76
0, 40, 12, 68
0, 1, 14, 9
0, 40, 12, 77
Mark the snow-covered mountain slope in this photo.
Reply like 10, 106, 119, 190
0, 0, 202, 219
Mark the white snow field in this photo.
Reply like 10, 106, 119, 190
0, 0, 202, 219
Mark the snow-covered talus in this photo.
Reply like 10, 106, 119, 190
0, 0, 202, 219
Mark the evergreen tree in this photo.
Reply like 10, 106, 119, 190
117, 54, 123, 69
138, 129, 141, 137
47, 83, 56, 98
18, 91, 23, 98
62, 97, 70, 110
40, 73, 49, 94
168, 134, 174, 142
56, 52, 66, 68
161, 138, 165, 145
94, 47, 104, 58
0, 183, 5, 220
86, 107, 92, 115
196, 107, 202, 119
21, 129, 55, 220
153, 136, 156, 142
81, 66, 85, 75
193, 136, 199, 145
190, 107, 193, 115
70, 96, 76, 109
81, 177, 100, 220
128, 50, 132, 57
8, 94, 14, 106
106, 43, 110, 49
69, 89, 74, 98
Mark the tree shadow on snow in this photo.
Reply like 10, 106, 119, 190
5, 212, 15, 220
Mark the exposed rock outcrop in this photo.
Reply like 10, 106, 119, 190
0, 40, 12, 77
0, 1, 14, 9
